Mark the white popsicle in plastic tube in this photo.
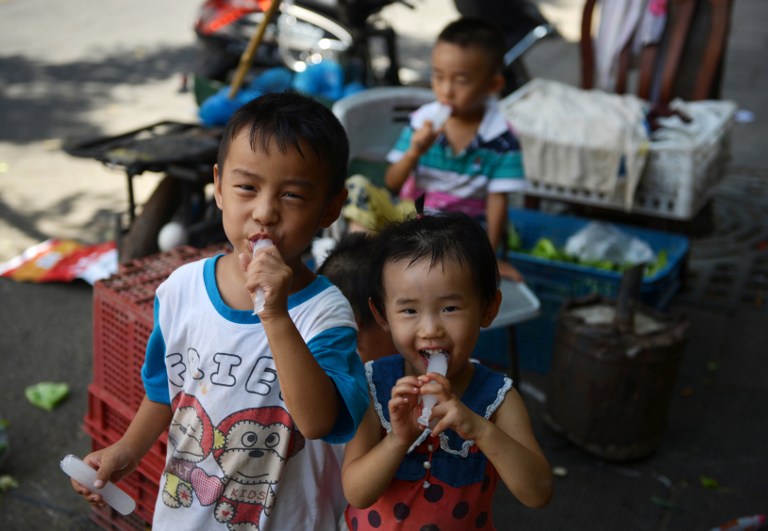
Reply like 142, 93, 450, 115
251, 239, 273, 315
430, 103, 453, 130
417, 351, 448, 426
60, 454, 136, 515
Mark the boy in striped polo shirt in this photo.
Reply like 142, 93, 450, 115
343, 16, 525, 281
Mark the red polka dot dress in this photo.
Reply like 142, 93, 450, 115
345, 355, 513, 530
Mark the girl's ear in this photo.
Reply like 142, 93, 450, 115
368, 298, 390, 331
480, 288, 502, 328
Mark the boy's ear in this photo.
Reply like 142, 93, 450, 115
489, 72, 506, 96
368, 298, 390, 331
213, 163, 224, 210
480, 288, 502, 328
319, 187, 348, 228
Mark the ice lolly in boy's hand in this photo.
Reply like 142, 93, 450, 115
251, 239, 273, 315
430, 103, 452, 130
61, 454, 136, 515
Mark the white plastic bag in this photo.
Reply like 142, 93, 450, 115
565, 222, 655, 265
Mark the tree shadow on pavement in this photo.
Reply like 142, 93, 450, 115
0, 190, 125, 251
0, 44, 195, 144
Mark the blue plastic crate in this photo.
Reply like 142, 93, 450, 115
506, 208, 689, 373
472, 327, 511, 370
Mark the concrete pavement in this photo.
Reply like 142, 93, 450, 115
1, 0, 767, 529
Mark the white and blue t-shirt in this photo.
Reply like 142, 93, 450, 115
141, 255, 368, 530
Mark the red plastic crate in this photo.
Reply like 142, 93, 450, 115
83, 383, 167, 481
92, 245, 230, 411
90, 503, 150, 531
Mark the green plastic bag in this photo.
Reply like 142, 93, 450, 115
25, 382, 69, 411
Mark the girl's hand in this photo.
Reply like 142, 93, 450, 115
418, 373, 484, 440
387, 376, 424, 447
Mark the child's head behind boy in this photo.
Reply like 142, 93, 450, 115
213, 92, 349, 302
317, 232, 397, 363
368, 211, 502, 381
432, 17, 507, 120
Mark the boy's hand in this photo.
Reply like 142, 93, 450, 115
239, 243, 292, 316
387, 375, 425, 447
498, 259, 524, 283
409, 121, 441, 157
417, 373, 484, 440
71, 445, 135, 508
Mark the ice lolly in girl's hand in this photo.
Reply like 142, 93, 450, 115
60, 454, 136, 515
417, 351, 448, 426
251, 239, 273, 315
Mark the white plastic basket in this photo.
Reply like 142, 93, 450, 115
524, 100, 735, 220
501, 81, 737, 220
632, 101, 735, 218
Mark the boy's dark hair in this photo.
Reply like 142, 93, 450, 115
217, 92, 349, 196
369, 212, 500, 316
437, 17, 506, 74
318, 232, 379, 328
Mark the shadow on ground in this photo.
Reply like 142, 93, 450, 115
0, 45, 195, 144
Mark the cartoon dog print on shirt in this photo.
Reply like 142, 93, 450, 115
191, 406, 305, 530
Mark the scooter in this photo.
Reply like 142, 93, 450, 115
194, 0, 406, 88
194, 0, 556, 94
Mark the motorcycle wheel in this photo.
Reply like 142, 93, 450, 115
195, 40, 241, 83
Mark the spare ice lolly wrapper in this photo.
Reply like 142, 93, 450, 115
417, 351, 448, 426
60, 454, 136, 515
251, 239, 273, 315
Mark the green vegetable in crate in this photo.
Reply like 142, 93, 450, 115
519, 237, 669, 278
645, 250, 668, 277
530, 238, 562, 260
507, 222, 522, 251
580, 259, 619, 272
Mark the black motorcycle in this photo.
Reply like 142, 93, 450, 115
194, 0, 556, 92
195, 0, 405, 88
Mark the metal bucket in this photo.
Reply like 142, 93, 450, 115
544, 265, 689, 461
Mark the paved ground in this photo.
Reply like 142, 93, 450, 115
1, 0, 767, 529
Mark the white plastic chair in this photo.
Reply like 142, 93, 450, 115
332, 86, 434, 183
324, 86, 433, 239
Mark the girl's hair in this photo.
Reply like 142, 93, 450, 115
437, 16, 506, 74
369, 212, 500, 316
217, 92, 349, 196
